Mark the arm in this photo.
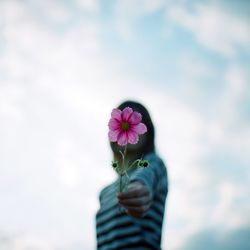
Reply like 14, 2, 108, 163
117, 154, 167, 218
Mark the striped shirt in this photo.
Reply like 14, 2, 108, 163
96, 152, 168, 250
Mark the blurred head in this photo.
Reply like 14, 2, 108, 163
110, 100, 155, 157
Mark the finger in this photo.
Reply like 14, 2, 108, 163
125, 202, 151, 214
117, 187, 149, 199
125, 206, 144, 214
118, 196, 150, 206
127, 182, 141, 190
120, 198, 152, 211
126, 209, 144, 218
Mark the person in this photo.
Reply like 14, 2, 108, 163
96, 100, 168, 250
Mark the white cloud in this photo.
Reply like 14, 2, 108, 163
207, 64, 250, 164
179, 54, 217, 80
115, 0, 166, 16
76, 0, 99, 13
0, 1, 107, 249
211, 181, 250, 229
167, 3, 250, 57
0, 232, 55, 250
114, 0, 167, 40
37, 1, 72, 25
0, 85, 24, 120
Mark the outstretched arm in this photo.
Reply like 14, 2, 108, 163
117, 154, 167, 218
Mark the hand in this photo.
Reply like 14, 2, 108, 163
117, 181, 152, 218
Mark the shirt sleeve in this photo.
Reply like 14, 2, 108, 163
128, 153, 168, 194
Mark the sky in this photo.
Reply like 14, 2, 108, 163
0, 0, 250, 249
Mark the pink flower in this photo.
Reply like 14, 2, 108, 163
108, 107, 147, 146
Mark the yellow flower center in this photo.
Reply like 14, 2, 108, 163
121, 122, 130, 131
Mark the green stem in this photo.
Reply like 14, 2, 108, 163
123, 145, 127, 172
119, 145, 128, 192
120, 175, 122, 192
128, 159, 140, 169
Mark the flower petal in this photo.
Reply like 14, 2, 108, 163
128, 111, 142, 125
132, 123, 147, 134
122, 107, 133, 121
108, 129, 120, 142
127, 130, 139, 144
111, 108, 122, 121
117, 131, 128, 146
108, 118, 120, 130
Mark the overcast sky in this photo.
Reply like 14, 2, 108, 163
0, 0, 250, 249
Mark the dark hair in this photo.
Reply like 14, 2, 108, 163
115, 100, 155, 155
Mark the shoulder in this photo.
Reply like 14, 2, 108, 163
144, 152, 164, 162
145, 152, 168, 184
145, 152, 167, 172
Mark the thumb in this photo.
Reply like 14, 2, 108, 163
127, 181, 143, 190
